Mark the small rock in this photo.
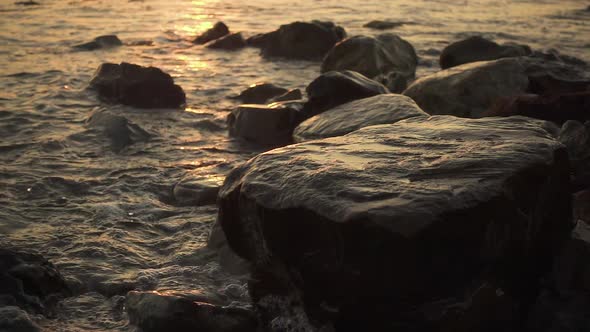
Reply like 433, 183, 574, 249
363, 20, 411, 30
126, 290, 258, 332
86, 109, 151, 152
0, 306, 40, 332
268, 89, 303, 103
172, 175, 222, 206
233, 83, 288, 104
88, 62, 186, 109
14, 1, 39, 5
206, 32, 246, 50
227, 103, 300, 146
304, 70, 389, 117
73, 35, 123, 51
440, 36, 531, 69
193, 22, 229, 45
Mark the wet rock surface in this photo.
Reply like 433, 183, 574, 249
126, 290, 258, 332
85, 108, 151, 152
258, 21, 346, 60
218, 115, 571, 330
206, 32, 246, 50
0, 249, 70, 315
440, 36, 531, 69
294, 94, 426, 142
73, 35, 123, 51
321, 34, 418, 92
233, 83, 288, 104
0, 306, 40, 332
208, 221, 251, 276
363, 20, 413, 30
172, 175, 222, 207
268, 89, 303, 103
304, 70, 389, 117
89, 62, 186, 109
193, 21, 230, 45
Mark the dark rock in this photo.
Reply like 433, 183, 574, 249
260, 21, 346, 60
486, 91, 590, 125
227, 103, 300, 146
233, 83, 288, 104
363, 20, 412, 30
73, 35, 123, 51
218, 115, 571, 330
0, 306, 40, 332
559, 121, 590, 183
245, 33, 272, 48
321, 34, 418, 92
574, 190, 590, 223
440, 36, 531, 69
193, 22, 229, 45
89, 62, 185, 109
126, 291, 258, 332
554, 219, 590, 293
404, 58, 529, 117
0, 249, 70, 315
304, 70, 389, 117
172, 175, 222, 206
206, 32, 246, 50
268, 89, 303, 103
294, 94, 427, 142
208, 221, 251, 275
14, 1, 39, 5
85, 109, 151, 152
523, 54, 590, 95
526, 291, 590, 332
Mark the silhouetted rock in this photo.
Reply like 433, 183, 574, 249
440, 36, 531, 69
206, 32, 246, 50
193, 22, 229, 44
172, 175, 222, 206
321, 34, 418, 92
85, 109, 151, 152
268, 89, 303, 103
363, 20, 412, 30
554, 219, 590, 293
14, 1, 39, 5
0, 306, 40, 332
527, 291, 590, 332
404, 58, 529, 117
89, 62, 186, 109
305, 70, 389, 117
259, 21, 346, 60
233, 83, 288, 104
486, 91, 590, 124
73, 35, 123, 51
126, 291, 258, 332
0, 249, 70, 315
227, 102, 301, 146
294, 94, 426, 142
245, 33, 271, 48
560, 121, 590, 184
218, 115, 571, 330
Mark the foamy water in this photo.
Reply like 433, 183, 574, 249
0, 0, 589, 330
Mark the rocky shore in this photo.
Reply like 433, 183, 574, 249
2, 15, 589, 332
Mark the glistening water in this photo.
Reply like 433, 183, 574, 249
1, 0, 589, 330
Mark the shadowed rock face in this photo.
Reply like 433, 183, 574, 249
73, 35, 123, 51
218, 115, 571, 330
258, 21, 346, 60
440, 36, 531, 69
193, 22, 229, 44
233, 83, 288, 104
89, 62, 185, 109
294, 94, 427, 142
206, 32, 246, 50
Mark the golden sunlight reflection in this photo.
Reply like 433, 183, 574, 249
174, 0, 216, 36
175, 55, 209, 71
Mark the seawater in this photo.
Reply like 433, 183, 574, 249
0, 0, 589, 330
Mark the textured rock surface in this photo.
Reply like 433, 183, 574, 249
233, 83, 288, 104
304, 70, 389, 117
126, 291, 258, 332
89, 62, 186, 109
259, 21, 346, 60
560, 121, 590, 187
206, 32, 246, 50
321, 34, 418, 91
294, 94, 426, 142
440, 36, 531, 69
0, 306, 40, 332
218, 115, 571, 329
404, 58, 529, 117
268, 89, 303, 103
227, 103, 300, 146
85, 109, 151, 152
172, 175, 222, 206
193, 22, 229, 44
73, 35, 123, 51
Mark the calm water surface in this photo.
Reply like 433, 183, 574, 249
0, 0, 589, 330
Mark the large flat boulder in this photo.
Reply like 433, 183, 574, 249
89, 62, 186, 109
294, 94, 426, 142
403, 58, 529, 118
218, 115, 572, 330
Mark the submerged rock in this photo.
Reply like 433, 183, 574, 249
193, 22, 229, 44
440, 36, 531, 69
0, 249, 70, 315
304, 70, 389, 117
126, 291, 257, 332
89, 62, 185, 109
218, 115, 571, 330
227, 102, 300, 146
294, 94, 426, 142
321, 34, 418, 92
73, 35, 123, 51
363, 20, 412, 30
206, 32, 246, 50
259, 21, 346, 60
86, 109, 151, 152
0, 306, 40, 332
404, 58, 529, 117
233, 83, 288, 104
